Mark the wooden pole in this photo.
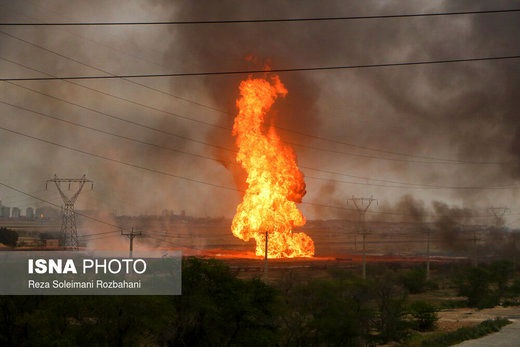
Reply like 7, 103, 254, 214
263, 231, 268, 280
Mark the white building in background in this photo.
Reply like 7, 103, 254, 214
0, 204, 10, 218
26, 207, 34, 219
11, 207, 20, 218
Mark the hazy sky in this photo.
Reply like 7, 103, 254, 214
0, 0, 519, 227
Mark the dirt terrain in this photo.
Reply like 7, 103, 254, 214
437, 306, 520, 331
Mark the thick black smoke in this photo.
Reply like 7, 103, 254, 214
432, 201, 474, 251
171, 0, 520, 218
1, 0, 520, 223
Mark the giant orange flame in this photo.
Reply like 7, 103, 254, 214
231, 74, 315, 258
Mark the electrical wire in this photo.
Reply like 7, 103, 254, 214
79, 230, 122, 238
0, 124, 513, 220
2, 55, 519, 81
0, 9, 517, 165
0, 3, 471, 163
1, 53, 514, 166
0, 180, 121, 229
2, 97, 516, 190
0, 8, 519, 25
0, 125, 240, 192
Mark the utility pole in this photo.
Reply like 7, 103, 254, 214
512, 232, 519, 270
488, 207, 510, 227
348, 196, 377, 279
424, 227, 432, 279
122, 228, 142, 258
46, 174, 93, 250
263, 231, 268, 280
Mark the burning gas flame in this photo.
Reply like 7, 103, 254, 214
231, 74, 315, 258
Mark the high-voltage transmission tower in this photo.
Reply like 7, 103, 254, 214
488, 207, 510, 227
467, 225, 484, 267
461, 224, 483, 267
347, 195, 377, 279
46, 174, 93, 250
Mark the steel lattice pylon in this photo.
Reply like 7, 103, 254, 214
347, 195, 378, 279
46, 174, 93, 250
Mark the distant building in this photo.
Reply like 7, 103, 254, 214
35, 207, 45, 219
1, 206, 10, 218
35, 206, 60, 219
11, 207, 20, 218
162, 209, 175, 217
26, 207, 34, 219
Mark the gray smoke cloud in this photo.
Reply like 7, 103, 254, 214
0, 0, 519, 230
171, 0, 520, 224
432, 201, 474, 251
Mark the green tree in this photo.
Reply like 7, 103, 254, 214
489, 261, 515, 299
409, 300, 438, 331
167, 257, 280, 346
456, 266, 498, 308
0, 258, 280, 346
283, 276, 373, 346
373, 275, 411, 343
399, 267, 437, 294
2, 295, 173, 346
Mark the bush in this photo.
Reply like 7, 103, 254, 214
502, 299, 520, 307
489, 261, 515, 298
0, 258, 281, 346
420, 318, 511, 346
409, 301, 438, 331
456, 267, 498, 308
169, 257, 280, 346
281, 275, 373, 346
399, 268, 437, 294
0, 227, 17, 247
456, 262, 517, 308
373, 275, 412, 343
507, 277, 520, 301
439, 300, 467, 309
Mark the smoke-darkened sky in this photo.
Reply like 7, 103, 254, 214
0, 0, 519, 226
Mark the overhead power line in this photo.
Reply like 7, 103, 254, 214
0, 190, 58, 206
2, 54, 519, 81
0, 6, 498, 164
80, 234, 119, 241
3, 58, 511, 167
0, 8, 519, 25
0, 124, 508, 220
0, 180, 120, 230
1, 98, 517, 191
0, 126, 432, 216
2, 77, 511, 184
79, 230, 122, 239
0, 188, 48, 201
0, 12, 517, 167
0, 125, 239, 192
0, 34, 513, 165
